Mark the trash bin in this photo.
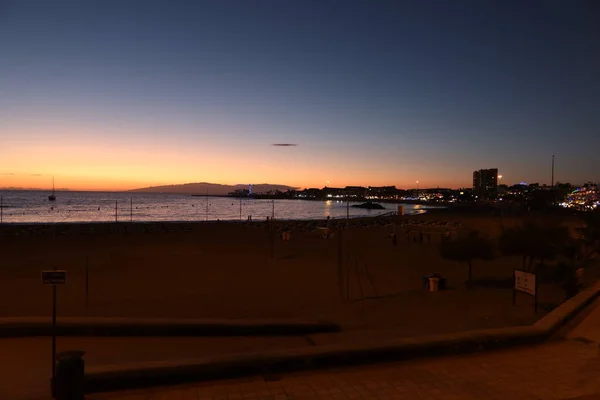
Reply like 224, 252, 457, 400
430, 273, 446, 291
428, 277, 440, 292
55, 350, 85, 400
422, 275, 430, 290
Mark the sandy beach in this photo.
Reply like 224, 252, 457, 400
0, 211, 581, 338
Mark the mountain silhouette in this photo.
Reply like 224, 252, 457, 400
129, 182, 296, 196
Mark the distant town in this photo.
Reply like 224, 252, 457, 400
229, 168, 599, 212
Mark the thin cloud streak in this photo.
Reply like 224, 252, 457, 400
1, 173, 43, 176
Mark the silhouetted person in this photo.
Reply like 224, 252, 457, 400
558, 263, 579, 300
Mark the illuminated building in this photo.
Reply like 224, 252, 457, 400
473, 168, 498, 200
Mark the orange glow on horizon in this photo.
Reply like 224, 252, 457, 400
1, 172, 472, 192
2, 125, 473, 191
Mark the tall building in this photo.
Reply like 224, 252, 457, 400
473, 168, 498, 199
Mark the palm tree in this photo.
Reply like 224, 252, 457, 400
439, 230, 495, 282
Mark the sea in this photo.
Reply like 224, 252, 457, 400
0, 190, 431, 224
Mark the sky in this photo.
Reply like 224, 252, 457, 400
1, 0, 599, 191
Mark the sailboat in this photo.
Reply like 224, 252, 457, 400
48, 177, 56, 201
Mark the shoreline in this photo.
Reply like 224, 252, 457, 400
0, 214, 401, 226
0, 206, 439, 227
0, 191, 449, 224
0, 212, 454, 238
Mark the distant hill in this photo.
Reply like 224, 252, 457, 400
128, 182, 297, 196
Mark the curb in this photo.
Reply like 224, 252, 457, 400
85, 326, 545, 393
84, 282, 600, 393
0, 317, 341, 337
533, 282, 600, 335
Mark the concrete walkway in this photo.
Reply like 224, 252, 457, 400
80, 300, 600, 400
567, 299, 600, 344
0, 336, 310, 400
5, 301, 600, 400
85, 343, 600, 400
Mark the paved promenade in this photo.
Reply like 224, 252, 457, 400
3, 300, 599, 400
0, 336, 308, 400
82, 302, 600, 400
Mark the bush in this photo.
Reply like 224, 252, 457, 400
499, 220, 570, 271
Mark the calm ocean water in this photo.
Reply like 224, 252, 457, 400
0, 190, 429, 223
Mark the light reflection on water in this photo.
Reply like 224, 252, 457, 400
0, 191, 436, 223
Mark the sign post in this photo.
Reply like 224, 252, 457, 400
85, 257, 89, 311
42, 269, 66, 397
513, 269, 537, 313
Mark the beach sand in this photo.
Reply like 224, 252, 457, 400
0, 212, 578, 338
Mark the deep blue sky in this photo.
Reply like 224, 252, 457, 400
1, 0, 599, 190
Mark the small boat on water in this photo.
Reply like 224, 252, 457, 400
48, 177, 56, 201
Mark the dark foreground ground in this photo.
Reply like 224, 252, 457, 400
0, 213, 573, 336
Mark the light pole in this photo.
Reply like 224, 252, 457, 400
497, 175, 503, 200
551, 154, 555, 188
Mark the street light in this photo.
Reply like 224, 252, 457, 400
416, 181, 419, 191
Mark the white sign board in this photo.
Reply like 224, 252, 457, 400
515, 270, 536, 295
42, 270, 67, 285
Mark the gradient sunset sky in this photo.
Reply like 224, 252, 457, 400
1, 1, 599, 191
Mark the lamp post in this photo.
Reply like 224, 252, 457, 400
551, 154, 555, 188
497, 175, 503, 201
